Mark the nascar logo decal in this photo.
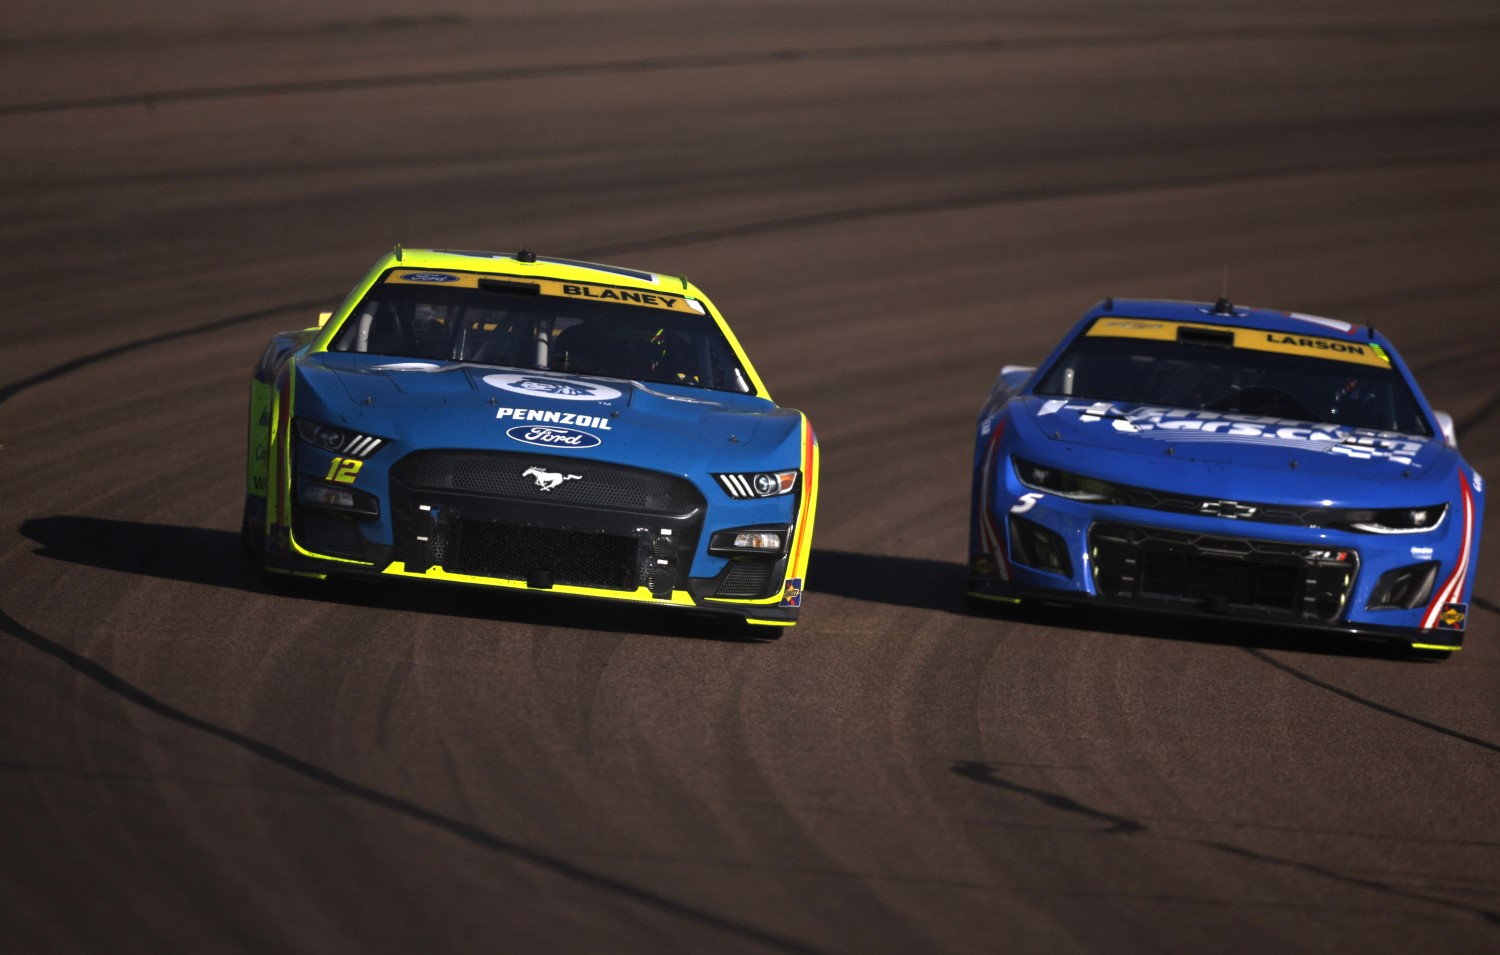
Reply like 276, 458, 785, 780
482, 373, 622, 402
506, 426, 602, 449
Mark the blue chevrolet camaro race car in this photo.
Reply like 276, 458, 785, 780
244, 248, 818, 629
969, 298, 1483, 657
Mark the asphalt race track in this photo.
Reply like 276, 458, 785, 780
2, 2, 1498, 952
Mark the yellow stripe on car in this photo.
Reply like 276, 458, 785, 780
379, 563, 700, 605
1088, 317, 1391, 369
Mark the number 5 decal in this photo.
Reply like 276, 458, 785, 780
1010, 492, 1044, 514
324, 457, 363, 484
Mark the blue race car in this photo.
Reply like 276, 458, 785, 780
968, 298, 1483, 657
244, 248, 818, 629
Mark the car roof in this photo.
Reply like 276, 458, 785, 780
1088, 297, 1374, 341
382, 247, 701, 298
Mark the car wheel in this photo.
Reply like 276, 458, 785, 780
240, 510, 260, 558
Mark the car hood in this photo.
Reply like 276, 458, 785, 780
1012, 396, 1457, 505
296, 355, 797, 471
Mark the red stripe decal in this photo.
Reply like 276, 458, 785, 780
1421, 475, 1474, 629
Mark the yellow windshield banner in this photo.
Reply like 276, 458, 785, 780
1087, 317, 1390, 369
384, 271, 698, 314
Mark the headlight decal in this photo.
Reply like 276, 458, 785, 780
294, 417, 388, 458
1011, 455, 1449, 535
708, 527, 790, 556
714, 469, 798, 499
1345, 504, 1447, 534
1013, 457, 1120, 503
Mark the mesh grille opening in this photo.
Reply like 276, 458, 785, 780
713, 560, 776, 599
1090, 522, 1354, 621
1136, 549, 1301, 611
447, 520, 640, 592
294, 514, 366, 560
393, 450, 702, 516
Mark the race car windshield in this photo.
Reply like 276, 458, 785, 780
329, 281, 755, 394
1034, 328, 1432, 436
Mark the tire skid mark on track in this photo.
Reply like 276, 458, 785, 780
5, 18, 1500, 117
0, 270, 819, 936
1181, 838, 1500, 925
0, 13, 473, 52
953, 761, 1500, 923
571, 150, 1500, 260
1246, 649, 1500, 755
16, 107, 1498, 194
3, 149, 1495, 419
951, 761, 1146, 833
1456, 389, 1500, 441
1324, 284, 1500, 336
0, 606, 831, 955
0, 298, 332, 410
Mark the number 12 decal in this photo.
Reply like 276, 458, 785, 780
324, 458, 363, 483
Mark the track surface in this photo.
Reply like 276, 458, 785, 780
3, 2, 1499, 952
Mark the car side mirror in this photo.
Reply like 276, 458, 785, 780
317, 311, 333, 328
1434, 410, 1457, 448
1000, 364, 1035, 391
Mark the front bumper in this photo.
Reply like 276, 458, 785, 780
267, 446, 805, 625
970, 481, 1467, 650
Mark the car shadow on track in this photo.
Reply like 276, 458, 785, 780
807, 549, 972, 614
808, 548, 1437, 662
16, 515, 774, 644
970, 588, 1445, 662
18, 517, 1443, 659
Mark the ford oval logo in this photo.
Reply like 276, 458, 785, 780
482, 373, 623, 402
505, 425, 602, 449
401, 272, 459, 283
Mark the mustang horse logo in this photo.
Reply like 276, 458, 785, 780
523, 466, 582, 492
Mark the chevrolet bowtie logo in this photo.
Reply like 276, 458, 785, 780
1200, 499, 1258, 519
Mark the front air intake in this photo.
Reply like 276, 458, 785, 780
1365, 561, 1439, 611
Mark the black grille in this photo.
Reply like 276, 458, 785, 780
392, 450, 702, 516
1108, 485, 1315, 525
448, 519, 640, 591
1090, 522, 1356, 622
714, 560, 776, 599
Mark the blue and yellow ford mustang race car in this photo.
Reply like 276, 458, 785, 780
245, 248, 818, 628
969, 298, 1483, 657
